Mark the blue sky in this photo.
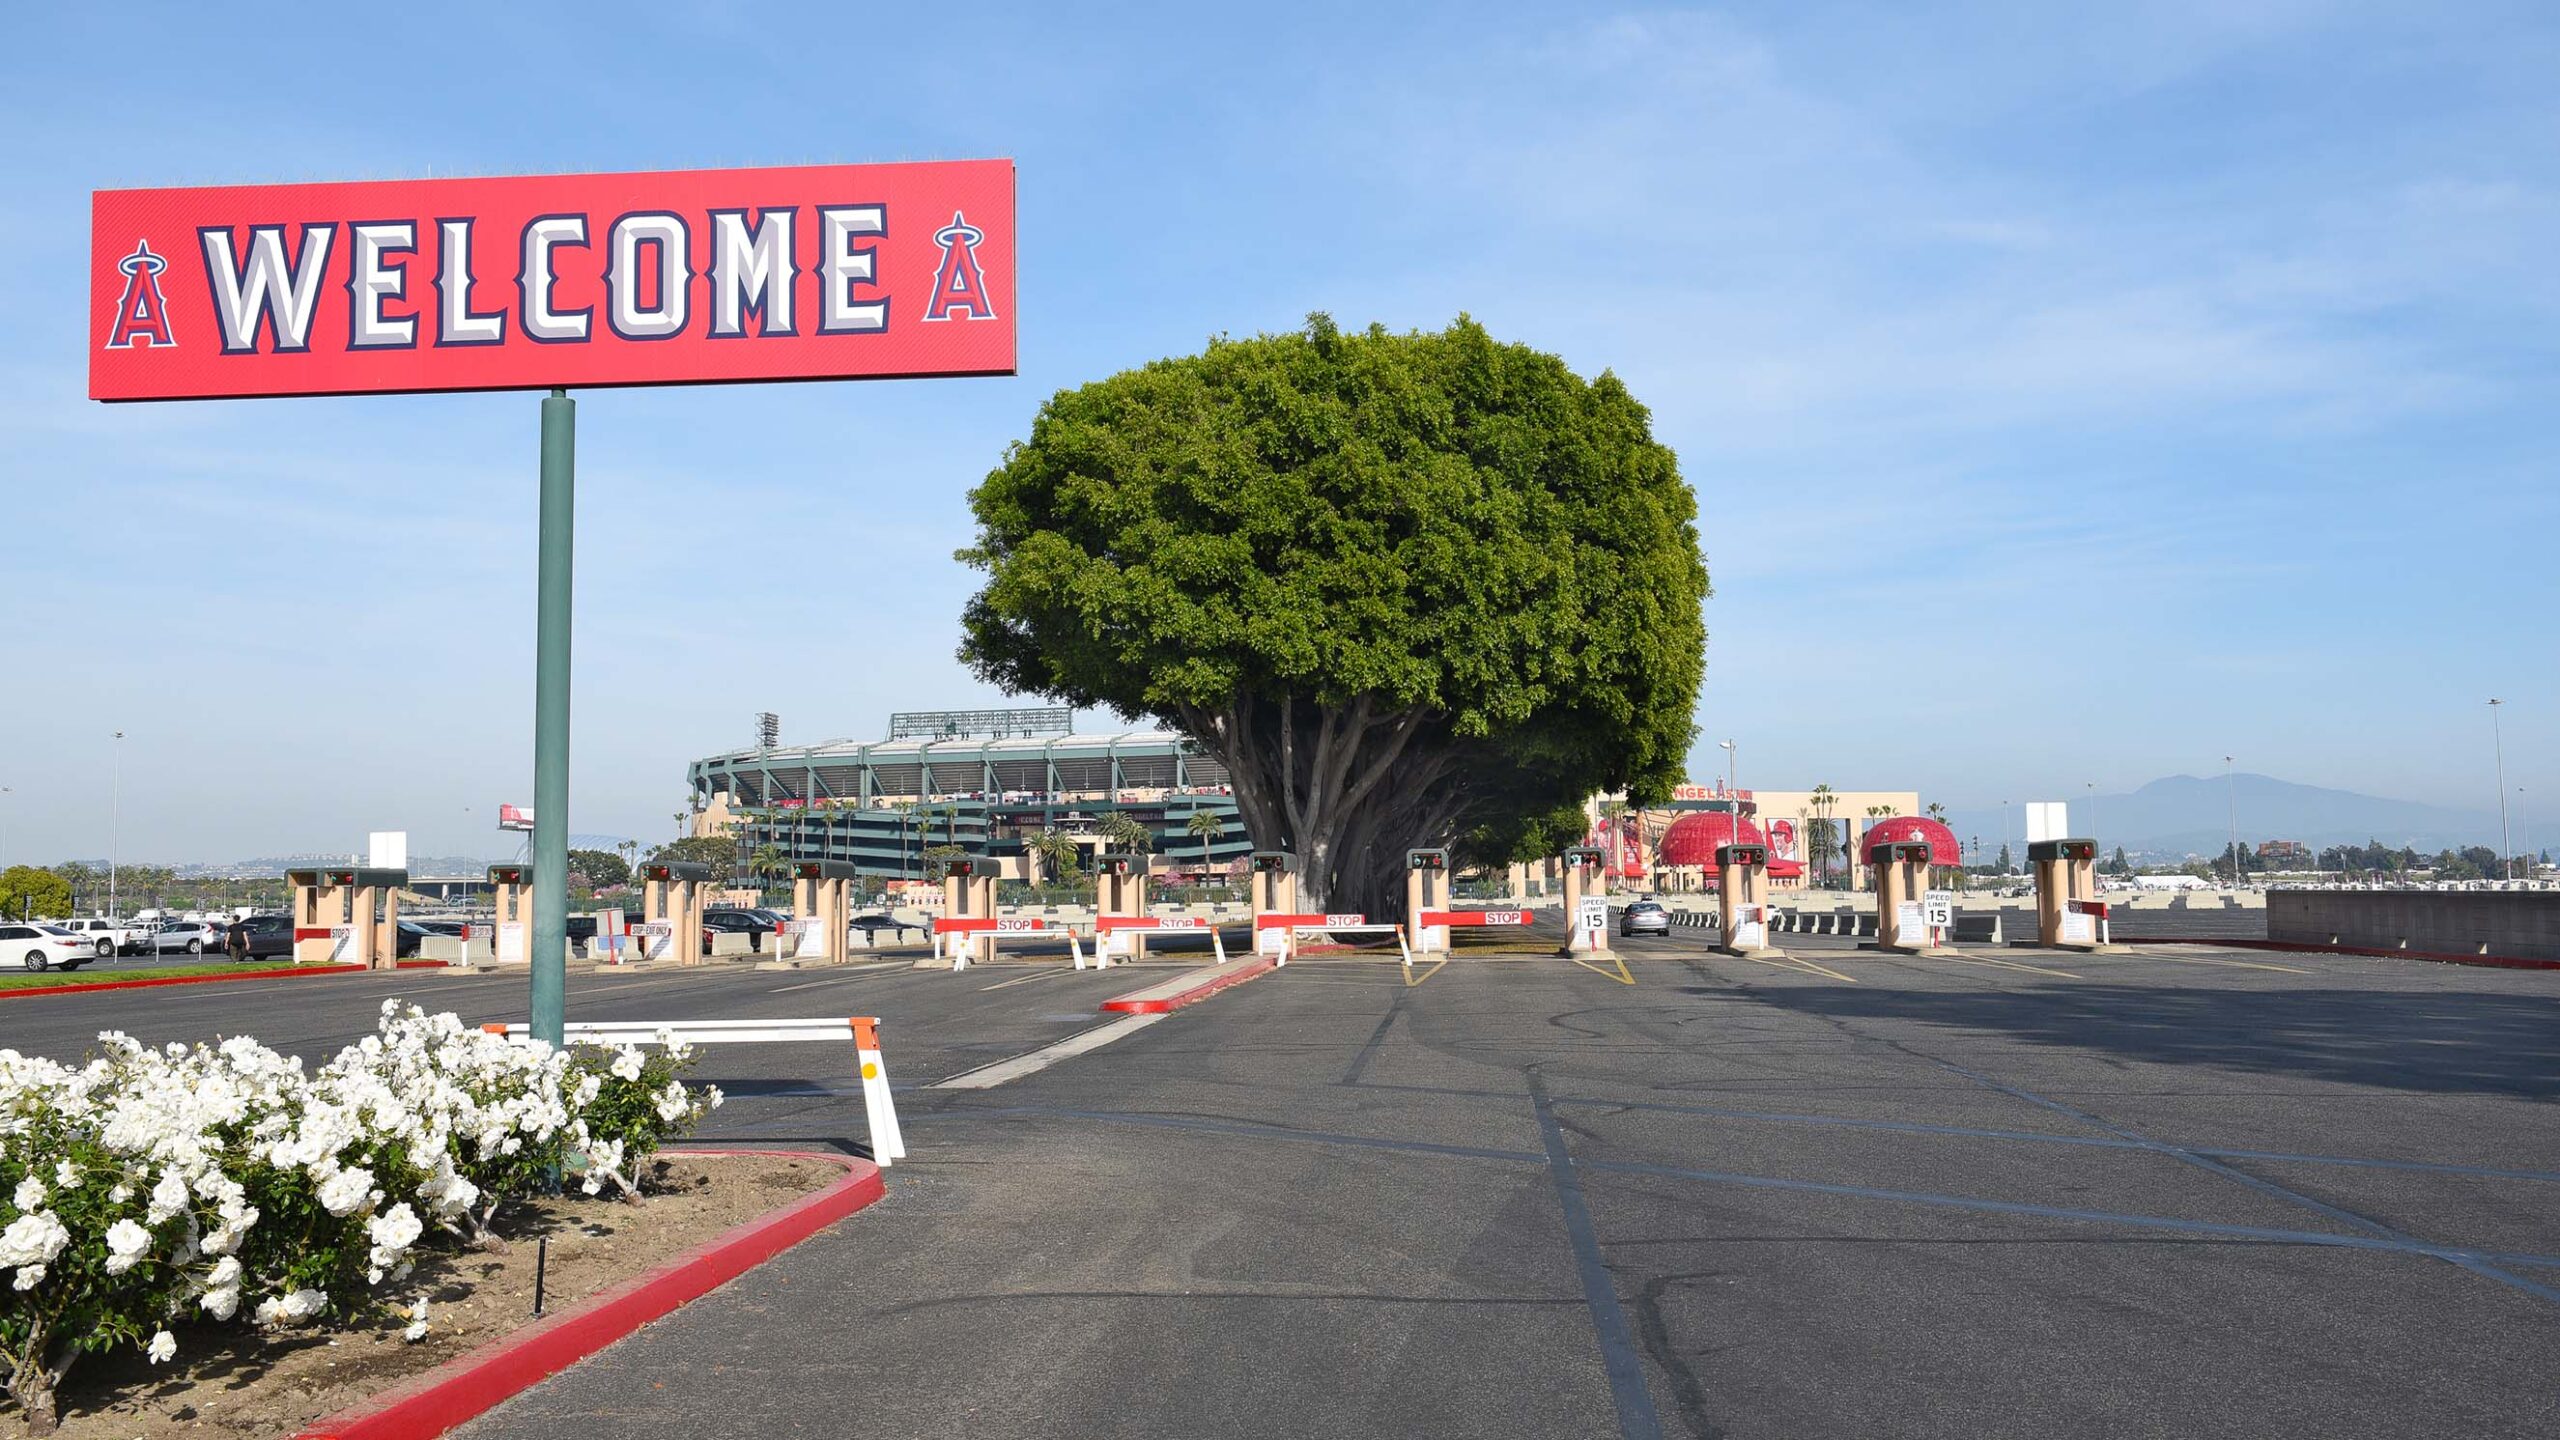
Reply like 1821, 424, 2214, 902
2, 1, 2552, 863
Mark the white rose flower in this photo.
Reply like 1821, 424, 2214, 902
368, 1202, 423, 1252
0, 1211, 70, 1268
148, 1170, 190, 1224
147, 1330, 176, 1364
317, 1166, 375, 1216
282, 1287, 328, 1321
208, 1255, 242, 1288
200, 1285, 240, 1320
14, 1264, 46, 1290
104, 1218, 153, 1274
609, 1051, 643, 1082
11, 1177, 43, 1211
52, 1160, 81, 1187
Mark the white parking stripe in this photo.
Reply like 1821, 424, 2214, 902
930, 1014, 1166, 1089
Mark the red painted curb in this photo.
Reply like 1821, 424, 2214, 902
1100, 955, 1278, 1014
0, 960, 449, 1001
2122, 935, 2560, 972
293, 1147, 883, 1440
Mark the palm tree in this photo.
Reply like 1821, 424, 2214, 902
1102, 811, 1152, 855
1924, 802, 1947, 823
1185, 810, 1223, 880
887, 800, 919, 880
1029, 828, 1082, 888
748, 844, 786, 900
1599, 798, 1629, 875
1807, 785, 1838, 885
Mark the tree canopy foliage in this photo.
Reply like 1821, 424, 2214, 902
0, 866, 73, 921
567, 848, 631, 890
960, 314, 1707, 912
646, 835, 735, 884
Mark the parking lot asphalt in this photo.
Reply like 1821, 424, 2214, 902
11, 933, 2556, 1437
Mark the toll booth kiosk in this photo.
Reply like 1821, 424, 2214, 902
1250, 851, 1302, 960
1715, 843, 1779, 957
1870, 839, 1939, 953
488, 864, 529, 963
286, 866, 408, 969
1095, 853, 1151, 960
940, 856, 999, 967
640, 860, 710, 965
1561, 845, 1610, 954
2029, 838, 2107, 949
789, 860, 862, 965
1406, 849, 1451, 952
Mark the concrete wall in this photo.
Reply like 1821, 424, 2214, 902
2269, 889, 2560, 962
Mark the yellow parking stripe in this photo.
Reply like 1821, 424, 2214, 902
1403, 958, 1448, 987
1939, 953, 2083, 980
1568, 953, 1637, 985
1749, 954, 1857, 983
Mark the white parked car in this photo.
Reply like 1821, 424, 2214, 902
146, 920, 227, 955
2, 924, 95, 972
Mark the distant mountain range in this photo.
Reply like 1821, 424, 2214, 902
1944, 774, 2551, 861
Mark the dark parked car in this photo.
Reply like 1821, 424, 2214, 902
225, 913, 294, 959
1619, 899, 1672, 938
848, 912, 922, 943
226, 914, 428, 959
701, 908, 777, 952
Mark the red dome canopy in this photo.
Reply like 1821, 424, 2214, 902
1861, 815, 1959, 865
1659, 810, 1768, 868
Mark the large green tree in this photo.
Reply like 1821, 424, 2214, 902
0, 866, 72, 922
567, 847, 631, 890
960, 315, 1707, 914
645, 835, 735, 884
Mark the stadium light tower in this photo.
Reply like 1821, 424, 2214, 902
2490, 699, 2512, 880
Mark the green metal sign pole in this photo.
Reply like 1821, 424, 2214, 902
530, 387, 574, 1050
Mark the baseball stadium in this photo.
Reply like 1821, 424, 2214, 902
685, 708, 1247, 880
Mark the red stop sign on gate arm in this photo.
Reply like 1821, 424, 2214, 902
90, 159, 1016, 401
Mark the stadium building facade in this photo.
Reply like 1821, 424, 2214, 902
686, 708, 1247, 880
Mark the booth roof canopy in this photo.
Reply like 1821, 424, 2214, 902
1861, 816, 1960, 865
1660, 811, 1767, 867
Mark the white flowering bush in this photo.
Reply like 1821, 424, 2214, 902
0, 1002, 721, 1433
563, 1033, 723, 1200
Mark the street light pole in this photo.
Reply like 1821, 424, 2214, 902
2002, 800, 2012, 875
2225, 755, 2238, 887
0, 785, 11, 869
110, 731, 124, 919
2490, 699, 2512, 881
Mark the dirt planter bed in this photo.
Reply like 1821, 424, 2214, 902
25, 1150, 880, 1440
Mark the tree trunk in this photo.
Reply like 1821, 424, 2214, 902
1174, 693, 1461, 919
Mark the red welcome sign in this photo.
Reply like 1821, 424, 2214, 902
90, 159, 1014, 401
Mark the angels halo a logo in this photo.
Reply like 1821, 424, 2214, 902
104, 239, 177, 350
923, 210, 997, 322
